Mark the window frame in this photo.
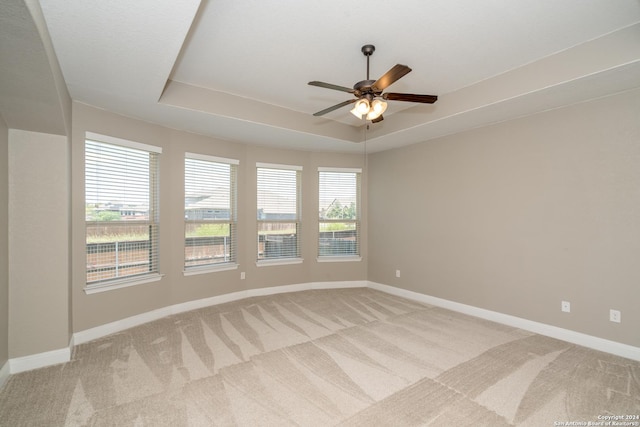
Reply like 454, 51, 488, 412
256, 162, 303, 266
184, 152, 239, 275
317, 167, 362, 262
84, 132, 162, 294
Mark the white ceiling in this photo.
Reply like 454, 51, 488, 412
14, 1, 640, 152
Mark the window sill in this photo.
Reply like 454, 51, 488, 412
84, 273, 163, 295
317, 256, 362, 263
256, 258, 304, 267
183, 263, 239, 276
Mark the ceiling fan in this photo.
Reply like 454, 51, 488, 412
308, 44, 438, 123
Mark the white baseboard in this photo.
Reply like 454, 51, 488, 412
367, 281, 640, 362
11, 280, 639, 377
73, 305, 177, 346
74, 281, 366, 346
311, 280, 368, 290
0, 360, 9, 389
246, 280, 366, 297
9, 345, 71, 374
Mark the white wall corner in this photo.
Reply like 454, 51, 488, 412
366, 281, 640, 362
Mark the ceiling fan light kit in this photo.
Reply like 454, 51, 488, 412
350, 98, 374, 118
309, 44, 438, 123
349, 94, 388, 121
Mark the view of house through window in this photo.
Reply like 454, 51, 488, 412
257, 163, 302, 261
85, 141, 358, 284
85, 133, 161, 285
318, 167, 361, 258
184, 153, 238, 270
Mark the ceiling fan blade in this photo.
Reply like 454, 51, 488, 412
372, 64, 412, 92
371, 115, 384, 123
308, 81, 355, 93
383, 92, 438, 104
312, 99, 356, 116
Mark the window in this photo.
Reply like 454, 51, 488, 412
184, 153, 238, 272
256, 163, 302, 264
85, 132, 161, 290
318, 167, 361, 260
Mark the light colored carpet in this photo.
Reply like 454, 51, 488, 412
1, 288, 638, 426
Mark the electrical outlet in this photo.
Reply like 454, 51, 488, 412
561, 301, 571, 313
395, 270, 401, 278
240, 272, 245, 280
610, 309, 621, 323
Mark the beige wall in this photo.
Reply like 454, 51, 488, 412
71, 102, 367, 332
8, 88, 639, 358
368, 88, 640, 347
0, 118, 8, 366
8, 129, 70, 357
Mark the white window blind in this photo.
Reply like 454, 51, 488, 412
85, 136, 161, 286
185, 153, 238, 270
256, 163, 302, 261
318, 168, 361, 258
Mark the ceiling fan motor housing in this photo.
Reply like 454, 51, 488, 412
353, 80, 379, 99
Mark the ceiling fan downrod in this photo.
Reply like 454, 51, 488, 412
361, 44, 375, 80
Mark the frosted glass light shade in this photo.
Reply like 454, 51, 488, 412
366, 99, 387, 120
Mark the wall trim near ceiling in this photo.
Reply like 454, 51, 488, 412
3, 279, 638, 382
